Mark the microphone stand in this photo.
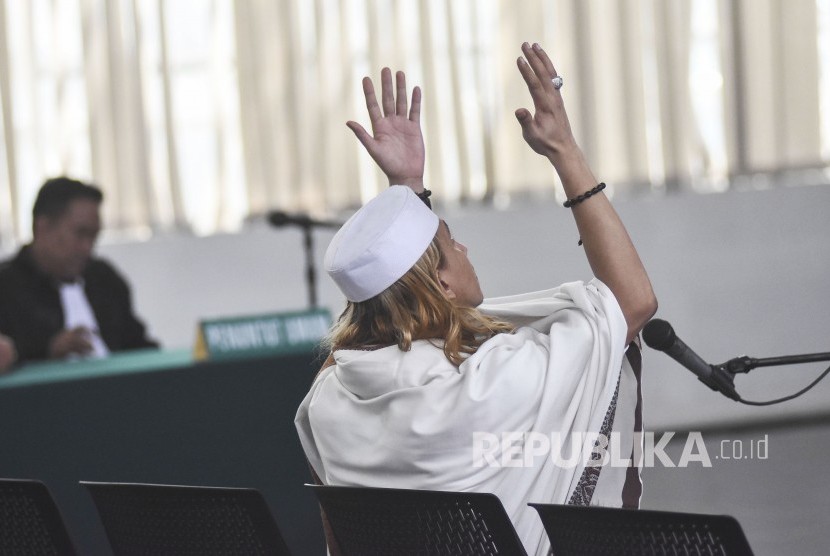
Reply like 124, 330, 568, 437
718, 352, 830, 375
296, 219, 342, 309
302, 224, 317, 308
715, 351, 830, 405
266, 211, 343, 309
699, 352, 830, 402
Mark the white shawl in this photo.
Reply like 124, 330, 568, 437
295, 279, 640, 555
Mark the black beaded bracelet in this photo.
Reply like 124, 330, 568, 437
416, 188, 432, 209
563, 182, 606, 208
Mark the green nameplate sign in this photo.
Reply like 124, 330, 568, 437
194, 308, 331, 361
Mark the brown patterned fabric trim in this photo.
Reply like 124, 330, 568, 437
566, 373, 621, 506
622, 342, 644, 508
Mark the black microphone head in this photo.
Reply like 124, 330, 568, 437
267, 210, 342, 229
642, 319, 676, 351
267, 211, 288, 227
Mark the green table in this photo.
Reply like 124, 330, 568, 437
0, 348, 326, 555
0, 348, 195, 388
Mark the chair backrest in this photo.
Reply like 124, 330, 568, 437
81, 481, 291, 556
309, 484, 528, 556
0, 478, 78, 555
529, 503, 754, 556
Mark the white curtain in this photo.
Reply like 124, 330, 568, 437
0, 0, 826, 245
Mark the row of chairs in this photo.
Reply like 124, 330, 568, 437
1, 478, 754, 555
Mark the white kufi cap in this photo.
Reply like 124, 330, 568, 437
325, 186, 439, 302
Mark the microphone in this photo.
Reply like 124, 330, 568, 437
267, 210, 342, 229
643, 319, 739, 401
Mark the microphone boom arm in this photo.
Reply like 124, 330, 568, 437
720, 351, 830, 374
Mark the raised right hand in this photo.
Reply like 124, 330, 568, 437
346, 68, 425, 191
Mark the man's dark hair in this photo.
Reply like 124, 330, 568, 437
32, 177, 103, 220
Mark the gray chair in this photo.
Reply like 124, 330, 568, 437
0, 478, 78, 555
81, 481, 291, 555
529, 503, 754, 556
309, 484, 528, 556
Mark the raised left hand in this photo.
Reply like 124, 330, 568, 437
515, 42, 578, 163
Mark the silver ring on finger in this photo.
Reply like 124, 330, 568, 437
551, 75, 564, 90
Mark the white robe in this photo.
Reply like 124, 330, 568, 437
295, 279, 643, 555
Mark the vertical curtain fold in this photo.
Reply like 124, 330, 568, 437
0, 0, 17, 245
155, 0, 185, 230
653, 0, 694, 190
80, 0, 152, 231
727, 0, 821, 175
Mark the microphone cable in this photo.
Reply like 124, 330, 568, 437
735, 363, 830, 406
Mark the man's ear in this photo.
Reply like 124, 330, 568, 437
437, 271, 456, 300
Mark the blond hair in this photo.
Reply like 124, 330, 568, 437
325, 238, 514, 366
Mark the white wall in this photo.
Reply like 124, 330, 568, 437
9, 184, 828, 430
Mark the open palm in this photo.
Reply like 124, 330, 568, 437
347, 68, 425, 190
